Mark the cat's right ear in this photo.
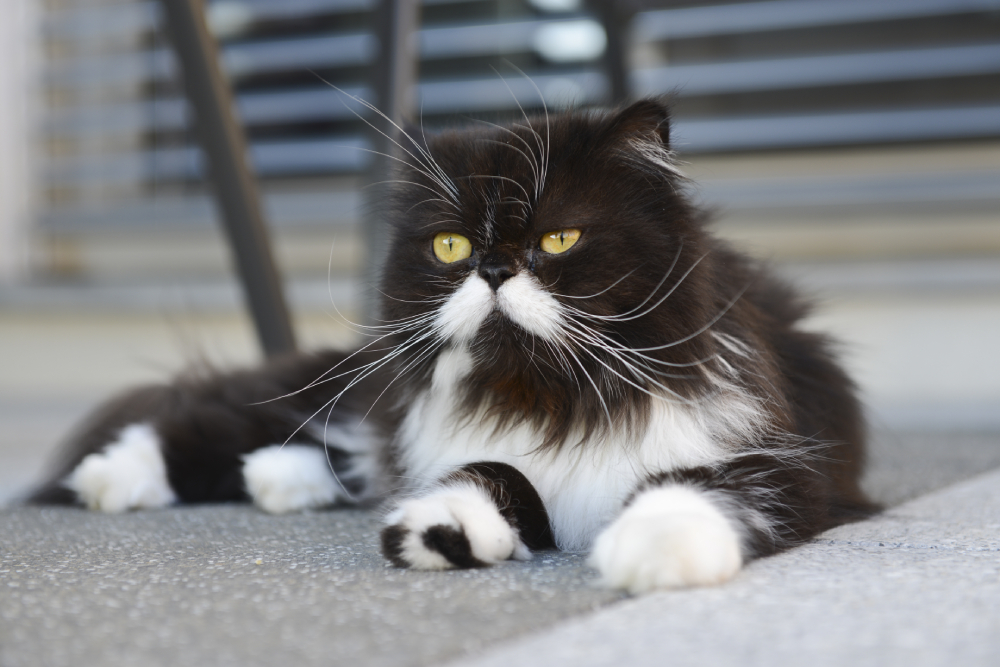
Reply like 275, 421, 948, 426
608, 98, 672, 149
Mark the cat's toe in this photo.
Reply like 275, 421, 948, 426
589, 486, 742, 594
381, 484, 528, 569
65, 423, 177, 513
242, 445, 342, 514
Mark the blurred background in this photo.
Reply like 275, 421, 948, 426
1, 0, 999, 503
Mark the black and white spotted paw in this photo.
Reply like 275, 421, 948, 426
381, 484, 531, 569
589, 486, 743, 594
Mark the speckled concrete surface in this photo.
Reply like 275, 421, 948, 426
2, 431, 999, 667
451, 467, 1000, 667
0, 506, 621, 667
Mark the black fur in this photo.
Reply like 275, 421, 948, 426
446, 462, 556, 551
422, 525, 485, 569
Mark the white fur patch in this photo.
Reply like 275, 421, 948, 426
242, 445, 341, 514
589, 485, 742, 593
436, 273, 494, 343
496, 272, 564, 341
65, 423, 177, 513
398, 364, 765, 551
385, 483, 529, 569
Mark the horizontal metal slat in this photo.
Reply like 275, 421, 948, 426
41, 190, 363, 230
43, 0, 494, 43
634, 43, 1000, 97
46, 16, 595, 90
696, 169, 1000, 210
40, 162, 999, 230
47, 136, 370, 186
635, 0, 1000, 43
45, 70, 613, 137
674, 104, 1000, 152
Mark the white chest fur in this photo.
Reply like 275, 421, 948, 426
397, 348, 762, 551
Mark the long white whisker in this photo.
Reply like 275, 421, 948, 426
633, 284, 752, 352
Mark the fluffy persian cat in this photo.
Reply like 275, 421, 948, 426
30, 99, 873, 593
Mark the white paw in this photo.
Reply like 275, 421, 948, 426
589, 486, 742, 594
65, 423, 177, 513
242, 445, 342, 514
382, 484, 531, 569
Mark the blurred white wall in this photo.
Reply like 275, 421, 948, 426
0, 0, 39, 284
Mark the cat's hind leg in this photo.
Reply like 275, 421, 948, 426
381, 462, 555, 569
28, 350, 391, 513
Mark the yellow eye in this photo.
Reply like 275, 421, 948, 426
433, 232, 473, 263
539, 229, 581, 254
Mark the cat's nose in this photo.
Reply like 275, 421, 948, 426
478, 263, 515, 292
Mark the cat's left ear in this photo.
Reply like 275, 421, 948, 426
608, 98, 672, 149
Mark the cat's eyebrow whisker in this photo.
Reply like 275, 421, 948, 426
473, 120, 542, 179
480, 138, 540, 188
511, 64, 551, 199
313, 77, 460, 203
459, 174, 532, 212
349, 146, 458, 209
490, 65, 546, 179
406, 196, 458, 214
368, 179, 458, 208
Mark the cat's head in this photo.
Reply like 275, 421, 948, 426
379, 99, 740, 447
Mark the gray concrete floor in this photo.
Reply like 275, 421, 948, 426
452, 465, 1000, 667
2, 255, 1000, 666
2, 429, 998, 667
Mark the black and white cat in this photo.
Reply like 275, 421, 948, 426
30, 99, 873, 593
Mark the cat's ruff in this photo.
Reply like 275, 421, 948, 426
32, 99, 872, 593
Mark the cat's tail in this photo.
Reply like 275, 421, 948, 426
26, 349, 396, 513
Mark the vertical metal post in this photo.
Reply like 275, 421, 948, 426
595, 0, 632, 104
363, 0, 420, 324
159, 0, 297, 357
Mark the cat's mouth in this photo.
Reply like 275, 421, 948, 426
436, 272, 565, 344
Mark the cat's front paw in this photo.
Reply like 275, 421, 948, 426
381, 484, 531, 569
65, 423, 177, 513
589, 486, 742, 594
